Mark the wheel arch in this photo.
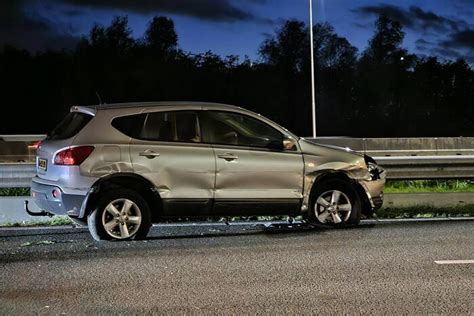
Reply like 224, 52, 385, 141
305, 170, 371, 216
79, 173, 162, 222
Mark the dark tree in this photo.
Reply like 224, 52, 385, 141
89, 25, 107, 50
105, 16, 134, 55
355, 15, 418, 136
310, 23, 359, 135
260, 20, 308, 74
144, 17, 178, 54
361, 15, 407, 65
0, 14, 472, 137
258, 20, 311, 134
313, 23, 357, 69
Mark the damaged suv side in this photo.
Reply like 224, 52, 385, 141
30, 102, 385, 241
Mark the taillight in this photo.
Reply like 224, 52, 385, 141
54, 146, 94, 165
29, 141, 42, 150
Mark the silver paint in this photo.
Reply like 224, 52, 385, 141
32, 101, 386, 218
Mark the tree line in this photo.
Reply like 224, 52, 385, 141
1, 15, 472, 137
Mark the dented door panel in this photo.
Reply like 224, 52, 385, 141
213, 145, 304, 200
130, 141, 216, 200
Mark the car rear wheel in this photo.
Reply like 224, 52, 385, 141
308, 179, 361, 226
87, 188, 151, 241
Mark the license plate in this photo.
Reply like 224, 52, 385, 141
38, 158, 48, 171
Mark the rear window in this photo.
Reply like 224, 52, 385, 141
48, 112, 93, 140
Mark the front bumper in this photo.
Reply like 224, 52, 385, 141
31, 176, 87, 216
359, 167, 386, 211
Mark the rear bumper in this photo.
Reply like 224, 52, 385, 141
31, 176, 87, 216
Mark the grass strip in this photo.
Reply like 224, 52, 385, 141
0, 188, 30, 196
1, 216, 73, 227
385, 180, 474, 193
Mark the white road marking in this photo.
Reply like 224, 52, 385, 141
434, 260, 474, 265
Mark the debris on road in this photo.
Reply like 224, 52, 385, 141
20, 240, 55, 247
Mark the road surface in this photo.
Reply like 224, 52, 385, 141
0, 221, 473, 314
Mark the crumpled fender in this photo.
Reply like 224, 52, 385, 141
301, 158, 371, 212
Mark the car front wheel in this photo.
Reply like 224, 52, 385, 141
308, 179, 361, 226
87, 188, 151, 241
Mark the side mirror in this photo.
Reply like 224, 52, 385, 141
283, 137, 297, 151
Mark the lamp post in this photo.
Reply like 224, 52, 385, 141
309, 0, 317, 138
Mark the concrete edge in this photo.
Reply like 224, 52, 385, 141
0, 217, 473, 237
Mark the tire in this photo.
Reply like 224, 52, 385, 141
87, 188, 151, 241
307, 179, 361, 227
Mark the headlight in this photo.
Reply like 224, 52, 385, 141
367, 162, 378, 171
364, 155, 381, 180
364, 154, 378, 165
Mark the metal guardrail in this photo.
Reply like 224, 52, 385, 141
308, 137, 474, 180
0, 134, 45, 163
375, 156, 474, 179
0, 137, 473, 187
0, 164, 36, 188
0, 135, 46, 142
308, 137, 474, 157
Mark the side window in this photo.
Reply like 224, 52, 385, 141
200, 111, 283, 149
139, 111, 201, 143
175, 112, 201, 143
111, 114, 146, 138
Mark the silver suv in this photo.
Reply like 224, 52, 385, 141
31, 102, 385, 240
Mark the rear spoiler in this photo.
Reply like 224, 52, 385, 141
71, 106, 97, 116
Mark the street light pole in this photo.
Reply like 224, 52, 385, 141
309, 0, 317, 138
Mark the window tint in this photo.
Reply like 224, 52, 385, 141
200, 111, 283, 149
112, 113, 146, 138
48, 112, 93, 140
139, 111, 201, 143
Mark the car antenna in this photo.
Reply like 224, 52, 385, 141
95, 91, 103, 105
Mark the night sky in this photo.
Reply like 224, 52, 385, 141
1, 0, 474, 62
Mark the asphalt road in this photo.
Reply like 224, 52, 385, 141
0, 221, 473, 314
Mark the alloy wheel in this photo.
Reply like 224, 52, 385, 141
101, 198, 142, 239
314, 190, 352, 224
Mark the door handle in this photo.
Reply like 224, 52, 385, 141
217, 153, 238, 161
139, 150, 160, 159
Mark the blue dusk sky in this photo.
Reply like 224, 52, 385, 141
1, 0, 473, 62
